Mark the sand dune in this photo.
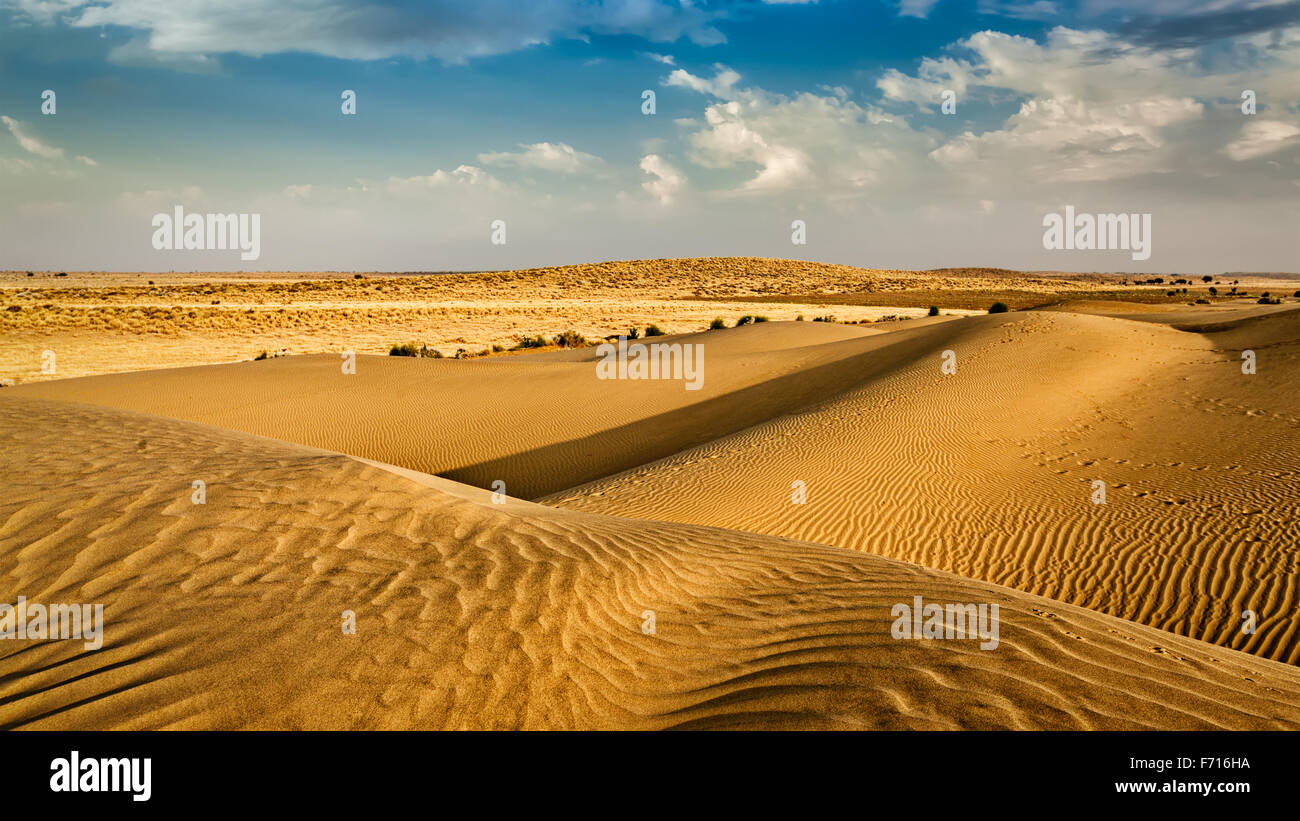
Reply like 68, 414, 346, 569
545, 308, 1300, 663
8, 321, 909, 498
3, 395, 1299, 730
11, 307, 1299, 663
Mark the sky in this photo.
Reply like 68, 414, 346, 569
0, 0, 1297, 274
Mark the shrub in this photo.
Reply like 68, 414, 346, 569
354, 274, 363, 279
643, 324, 665, 337
1258, 297, 1280, 305
254, 350, 269, 360
1208, 287, 1217, 295
753, 315, 769, 323
812, 314, 837, 323
988, 302, 1009, 313
1195, 298, 1209, 304
709, 317, 726, 330
389, 343, 441, 358
795, 314, 804, 321
1202, 275, 1213, 283
928, 305, 939, 316
491, 343, 505, 353
1294, 291, 1300, 298
626, 326, 640, 340
554, 329, 586, 348
735, 315, 754, 326
512, 334, 550, 350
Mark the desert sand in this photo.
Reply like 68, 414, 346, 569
2, 259, 1298, 729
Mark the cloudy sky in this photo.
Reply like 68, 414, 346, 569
1, 0, 1297, 273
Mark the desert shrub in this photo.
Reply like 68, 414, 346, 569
1202, 275, 1213, 283
928, 306, 940, 316
1294, 291, 1300, 298
644, 324, 665, 336
812, 314, 837, 323
795, 314, 804, 321
554, 329, 586, 348
354, 274, 363, 279
390, 343, 440, 358
735, 315, 754, 326
5, 305, 19, 312
1195, 298, 1209, 304
753, 315, 769, 323
1258, 297, 1280, 305
626, 326, 640, 340
512, 335, 551, 350
1209, 287, 1217, 295
491, 343, 505, 353
254, 350, 269, 360
1261, 292, 1271, 298
988, 302, 1009, 313
709, 317, 726, 330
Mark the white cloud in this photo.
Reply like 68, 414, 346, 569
665, 66, 741, 98
668, 66, 929, 194
2, 115, 65, 159
41, 0, 727, 64
383, 164, 502, 196
898, 0, 942, 18
639, 154, 685, 204
1225, 119, 1300, 160
478, 142, 604, 174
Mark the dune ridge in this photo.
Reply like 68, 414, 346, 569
3, 395, 1300, 730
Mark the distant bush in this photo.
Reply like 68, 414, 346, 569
928, 305, 939, 316
753, 315, 769, 323
626, 326, 640, 339
1202, 275, 1213, 283
354, 274, 363, 279
1261, 292, 1270, 298
812, 314, 837, 323
644, 324, 665, 336
709, 317, 726, 330
1195, 298, 1209, 304
254, 350, 269, 360
795, 314, 804, 321
735, 315, 754, 326
1294, 291, 1300, 298
988, 302, 1009, 313
491, 343, 505, 353
389, 342, 442, 358
1208, 287, 1217, 295
1258, 297, 1281, 305
512, 335, 550, 350
554, 329, 586, 348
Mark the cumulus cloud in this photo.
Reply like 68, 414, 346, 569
639, 154, 685, 204
667, 66, 929, 194
478, 142, 605, 174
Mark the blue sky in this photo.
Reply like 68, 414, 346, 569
1, 0, 1298, 273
